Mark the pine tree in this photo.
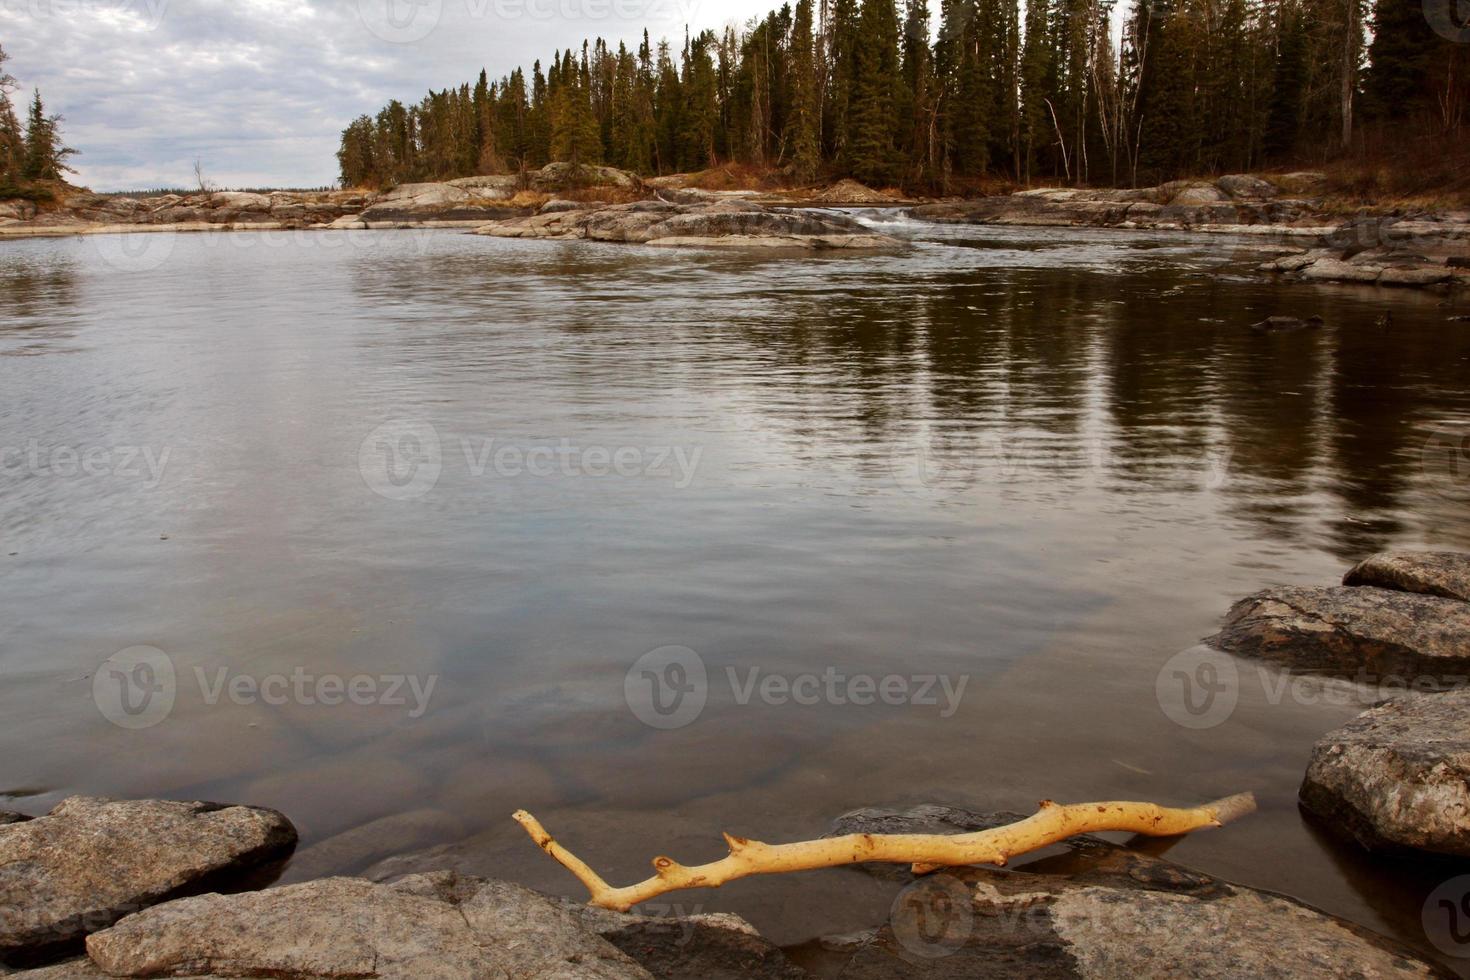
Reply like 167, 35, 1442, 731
1265, 1, 1308, 161
1018, 0, 1052, 182
0, 44, 22, 190
848, 0, 900, 182
1364, 0, 1434, 121
21, 88, 75, 182
899, 0, 937, 184
790, 0, 823, 181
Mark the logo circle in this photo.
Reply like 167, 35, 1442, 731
891, 439, 975, 495
359, 419, 442, 500
624, 646, 707, 730
1424, 876, 1470, 958
1421, 426, 1470, 501
93, 646, 176, 729
891, 874, 974, 959
1155, 645, 1239, 730
88, 230, 177, 273
356, 0, 443, 43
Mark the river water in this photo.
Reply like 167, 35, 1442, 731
2, 212, 1469, 967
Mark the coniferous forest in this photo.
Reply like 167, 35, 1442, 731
338, 0, 1470, 192
0, 43, 75, 198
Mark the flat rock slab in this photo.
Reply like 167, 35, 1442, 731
1344, 551, 1470, 603
476, 200, 902, 250
85, 873, 653, 979
1205, 585, 1470, 682
1301, 690, 1470, 856
800, 808, 1446, 978
0, 797, 296, 964
575, 905, 806, 980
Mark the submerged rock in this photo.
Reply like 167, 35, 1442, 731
0, 797, 296, 964
476, 200, 902, 250
1251, 315, 1324, 331
1205, 585, 1470, 682
575, 905, 805, 980
1343, 551, 1470, 603
1301, 691, 1470, 856
801, 805, 1446, 978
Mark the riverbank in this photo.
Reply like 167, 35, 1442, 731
7, 167, 1470, 287
0, 792, 1452, 977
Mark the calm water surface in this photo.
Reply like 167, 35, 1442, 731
3, 213, 1470, 966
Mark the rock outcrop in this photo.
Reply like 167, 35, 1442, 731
0, 797, 296, 965
1301, 691, 1470, 857
909, 175, 1334, 234
1344, 551, 1470, 603
1259, 214, 1470, 288
355, 182, 525, 225
84, 873, 649, 979
475, 200, 902, 250
797, 804, 1447, 978
1205, 585, 1470, 682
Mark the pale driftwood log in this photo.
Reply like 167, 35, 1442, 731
513, 792, 1256, 911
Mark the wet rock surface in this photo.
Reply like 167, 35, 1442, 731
0, 797, 296, 965
1259, 214, 1470, 288
475, 200, 902, 250
1205, 585, 1470, 682
908, 175, 1333, 234
84, 872, 650, 979
1301, 690, 1470, 857
793, 805, 1447, 978
1344, 551, 1470, 603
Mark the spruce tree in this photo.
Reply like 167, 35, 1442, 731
21, 88, 75, 182
790, 0, 823, 181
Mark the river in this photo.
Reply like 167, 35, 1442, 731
2, 212, 1469, 968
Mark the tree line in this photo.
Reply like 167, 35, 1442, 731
1, 42, 75, 198
339, 0, 1469, 191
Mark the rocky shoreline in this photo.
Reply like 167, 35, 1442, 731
0, 794, 1453, 977
5, 166, 1470, 284
2, 551, 1468, 976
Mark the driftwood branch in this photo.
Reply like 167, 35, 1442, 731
513, 792, 1256, 911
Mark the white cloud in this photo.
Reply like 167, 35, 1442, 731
1, 0, 774, 190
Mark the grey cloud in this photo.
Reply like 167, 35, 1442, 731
0, 0, 760, 190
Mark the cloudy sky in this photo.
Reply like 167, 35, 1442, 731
1, 0, 773, 190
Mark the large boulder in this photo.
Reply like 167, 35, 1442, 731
1344, 551, 1470, 603
1216, 174, 1279, 199
531, 162, 641, 192
0, 797, 296, 965
477, 200, 902, 250
803, 806, 1446, 978
1205, 585, 1470, 682
358, 182, 524, 223
208, 191, 271, 212
1301, 691, 1470, 856
1164, 180, 1229, 205
85, 873, 647, 979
